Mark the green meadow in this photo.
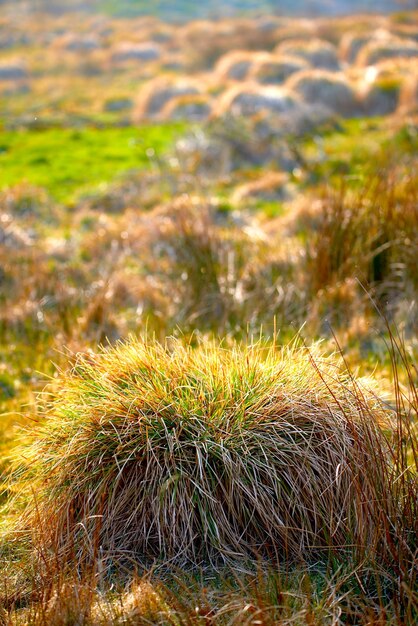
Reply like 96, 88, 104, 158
0, 123, 186, 201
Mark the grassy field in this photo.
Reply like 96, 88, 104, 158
0, 124, 186, 201
0, 4, 417, 625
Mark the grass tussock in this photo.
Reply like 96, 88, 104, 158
3, 327, 418, 623
13, 336, 399, 572
302, 162, 418, 313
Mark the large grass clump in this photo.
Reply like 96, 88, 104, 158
15, 337, 396, 571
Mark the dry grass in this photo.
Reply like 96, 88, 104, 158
178, 18, 281, 71
214, 83, 300, 118
285, 70, 359, 117
1, 8, 418, 624
137, 196, 303, 334
134, 77, 203, 121
12, 335, 398, 572
160, 94, 212, 122
7, 563, 416, 625
2, 324, 417, 624
301, 163, 418, 315
274, 39, 340, 71
231, 172, 291, 204
247, 54, 308, 85
356, 37, 418, 67
214, 50, 260, 82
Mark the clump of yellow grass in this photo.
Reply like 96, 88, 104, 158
285, 69, 359, 117
16, 337, 396, 571
274, 38, 340, 71
134, 77, 202, 120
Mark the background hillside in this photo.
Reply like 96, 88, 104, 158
3, 0, 416, 19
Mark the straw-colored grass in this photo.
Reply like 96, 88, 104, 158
214, 83, 300, 117
356, 37, 418, 67
214, 50, 260, 82
301, 163, 418, 307
285, 69, 359, 117
15, 337, 395, 572
134, 77, 203, 121
248, 54, 308, 85
274, 39, 340, 71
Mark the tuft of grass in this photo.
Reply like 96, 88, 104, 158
3, 322, 418, 623
302, 161, 418, 309
142, 197, 304, 336
12, 336, 401, 572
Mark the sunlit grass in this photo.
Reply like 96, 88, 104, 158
0, 123, 186, 202
0, 5, 417, 623
11, 336, 398, 567
3, 331, 417, 624
298, 117, 418, 185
